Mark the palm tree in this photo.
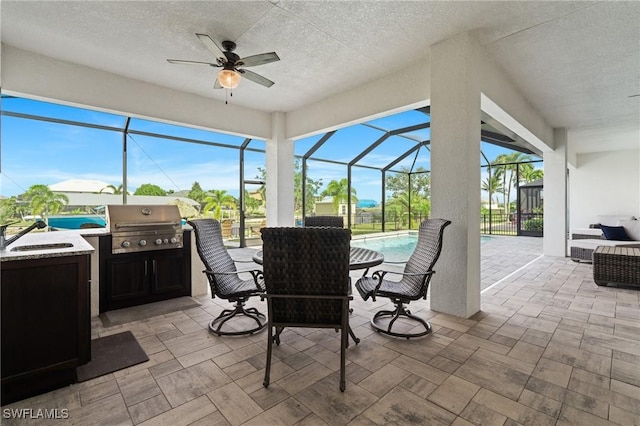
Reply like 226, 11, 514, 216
492, 152, 530, 214
386, 192, 430, 227
519, 165, 544, 184
323, 178, 357, 214
244, 190, 261, 215
22, 184, 69, 224
203, 189, 236, 220
100, 184, 125, 195
481, 174, 504, 207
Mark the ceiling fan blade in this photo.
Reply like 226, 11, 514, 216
239, 69, 275, 88
239, 52, 280, 67
167, 59, 219, 66
196, 33, 225, 60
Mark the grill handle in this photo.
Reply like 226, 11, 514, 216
114, 221, 181, 229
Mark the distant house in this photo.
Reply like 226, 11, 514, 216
48, 179, 115, 193
46, 179, 199, 211
44, 179, 201, 229
481, 199, 503, 212
314, 196, 356, 221
54, 192, 200, 209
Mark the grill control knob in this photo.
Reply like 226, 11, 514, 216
170, 237, 178, 244
163, 238, 169, 244
155, 238, 163, 245
138, 239, 147, 247
121, 241, 131, 248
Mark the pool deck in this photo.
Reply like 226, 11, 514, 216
7, 235, 640, 425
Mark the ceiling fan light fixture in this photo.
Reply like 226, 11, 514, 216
218, 69, 241, 89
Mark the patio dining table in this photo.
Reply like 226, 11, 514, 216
252, 246, 384, 275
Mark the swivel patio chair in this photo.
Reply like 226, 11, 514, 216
260, 227, 355, 391
355, 218, 451, 339
304, 215, 344, 228
188, 219, 266, 336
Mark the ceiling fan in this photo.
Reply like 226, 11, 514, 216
167, 33, 280, 90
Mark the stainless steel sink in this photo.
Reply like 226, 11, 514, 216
10, 242, 74, 252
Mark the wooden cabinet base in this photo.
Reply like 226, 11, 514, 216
99, 231, 191, 312
1, 255, 90, 405
2, 366, 77, 406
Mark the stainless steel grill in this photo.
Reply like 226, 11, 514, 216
106, 205, 184, 254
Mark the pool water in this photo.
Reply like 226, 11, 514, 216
351, 234, 418, 262
351, 233, 491, 262
47, 215, 106, 230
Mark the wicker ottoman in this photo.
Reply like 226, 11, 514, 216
571, 246, 595, 263
593, 246, 640, 287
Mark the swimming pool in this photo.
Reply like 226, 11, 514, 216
47, 215, 106, 230
351, 233, 491, 262
351, 234, 418, 262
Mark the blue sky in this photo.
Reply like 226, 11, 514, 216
1, 97, 539, 202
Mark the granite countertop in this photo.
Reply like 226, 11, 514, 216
0, 225, 194, 262
0, 230, 97, 262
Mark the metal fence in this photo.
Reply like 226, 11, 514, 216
481, 214, 517, 235
298, 213, 543, 236
481, 213, 544, 236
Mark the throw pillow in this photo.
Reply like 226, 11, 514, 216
600, 225, 632, 241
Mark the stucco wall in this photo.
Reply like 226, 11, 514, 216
570, 148, 640, 229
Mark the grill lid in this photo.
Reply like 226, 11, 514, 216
106, 205, 182, 233
106, 205, 184, 254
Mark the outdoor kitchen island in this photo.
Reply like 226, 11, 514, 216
99, 205, 193, 313
0, 216, 204, 404
0, 232, 94, 405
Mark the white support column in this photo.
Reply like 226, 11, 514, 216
430, 33, 481, 318
265, 111, 294, 226
543, 128, 568, 257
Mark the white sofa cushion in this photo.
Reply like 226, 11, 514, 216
570, 239, 640, 251
570, 228, 603, 239
597, 215, 635, 226
619, 220, 640, 241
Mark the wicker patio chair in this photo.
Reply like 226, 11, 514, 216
355, 218, 451, 339
188, 219, 266, 336
260, 227, 355, 391
304, 215, 344, 228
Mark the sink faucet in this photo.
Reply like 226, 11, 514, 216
0, 220, 47, 251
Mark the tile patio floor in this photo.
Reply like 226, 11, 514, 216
3, 236, 640, 425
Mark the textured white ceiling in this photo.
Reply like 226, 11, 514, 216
2, 1, 639, 147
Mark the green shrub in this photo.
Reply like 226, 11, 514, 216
523, 218, 543, 231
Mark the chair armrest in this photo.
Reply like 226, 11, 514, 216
372, 269, 435, 280
203, 269, 241, 276
202, 269, 264, 288
260, 293, 351, 301
366, 269, 435, 301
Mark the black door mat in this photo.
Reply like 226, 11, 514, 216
76, 331, 148, 382
99, 297, 202, 327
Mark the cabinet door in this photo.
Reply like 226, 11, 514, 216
151, 251, 186, 294
106, 256, 149, 303
1, 255, 90, 405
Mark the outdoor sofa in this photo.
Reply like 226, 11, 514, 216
570, 215, 640, 262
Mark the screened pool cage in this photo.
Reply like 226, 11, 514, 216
298, 107, 543, 237
1, 97, 542, 247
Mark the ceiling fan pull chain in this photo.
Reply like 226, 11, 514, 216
224, 89, 234, 105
